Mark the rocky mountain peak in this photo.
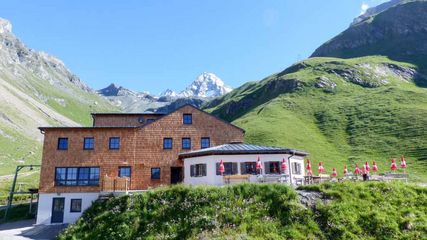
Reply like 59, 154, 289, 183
160, 89, 178, 97
97, 83, 139, 97
0, 18, 12, 34
180, 72, 232, 98
0, 17, 92, 92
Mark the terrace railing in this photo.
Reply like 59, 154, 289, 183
102, 176, 130, 192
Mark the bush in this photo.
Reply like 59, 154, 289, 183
59, 182, 427, 240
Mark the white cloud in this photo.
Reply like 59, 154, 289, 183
360, 3, 370, 15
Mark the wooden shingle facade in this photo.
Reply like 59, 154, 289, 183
36, 105, 244, 224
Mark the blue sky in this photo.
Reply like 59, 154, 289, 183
2, 0, 387, 94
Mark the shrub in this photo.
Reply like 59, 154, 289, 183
59, 182, 427, 240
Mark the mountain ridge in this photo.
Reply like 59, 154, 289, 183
311, 0, 427, 71
97, 72, 232, 113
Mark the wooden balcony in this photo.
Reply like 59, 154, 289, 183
101, 176, 130, 193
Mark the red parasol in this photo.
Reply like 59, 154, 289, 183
372, 161, 378, 173
281, 158, 287, 173
364, 161, 370, 173
391, 159, 398, 171
219, 160, 225, 175
344, 165, 348, 175
362, 165, 367, 175
331, 167, 337, 177
256, 157, 262, 174
354, 163, 361, 175
400, 155, 407, 169
306, 159, 312, 176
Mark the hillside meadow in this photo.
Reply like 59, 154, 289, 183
205, 56, 427, 182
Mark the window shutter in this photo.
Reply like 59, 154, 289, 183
240, 163, 245, 174
190, 165, 195, 177
216, 163, 220, 175
202, 164, 207, 176
232, 162, 238, 175
264, 162, 270, 174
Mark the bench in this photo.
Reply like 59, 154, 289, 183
257, 174, 284, 183
223, 174, 251, 184
383, 173, 409, 183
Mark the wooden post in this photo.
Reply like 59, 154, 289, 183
29, 193, 33, 214
125, 178, 128, 195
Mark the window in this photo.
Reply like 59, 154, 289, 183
109, 137, 120, 150
183, 114, 192, 124
151, 168, 161, 180
292, 162, 302, 175
182, 138, 191, 150
190, 164, 206, 177
163, 138, 173, 149
55, 167, 100, 186
216, 162, 238, 175
66, 167, 78, 186
118, 167, 131, 178
70, 199, 82, 212
83, 137, 94, 150
146, 119, 155, 123
264, 161, 281, 174
89, 168, 100, 185
78, 167, 90, 186
57, 138, 68, 150
240, 162, 257, 175
201, 137, 210, 149
55, 168, 66, 185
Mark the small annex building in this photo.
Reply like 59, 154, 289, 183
179, 143, 308, 186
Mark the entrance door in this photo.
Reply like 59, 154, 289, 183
170, 167, 183, 184
51, 198, 65, 223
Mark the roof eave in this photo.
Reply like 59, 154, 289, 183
179, 149, 308, 159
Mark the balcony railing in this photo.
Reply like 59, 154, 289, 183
101, 176, 130, 192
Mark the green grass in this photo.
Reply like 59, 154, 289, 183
0, 173, 40, 206
0, 203, 37, 223
205, 56, 427, 182
58, 182, 427, 240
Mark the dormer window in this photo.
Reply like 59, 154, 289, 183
183, 114, 192, 124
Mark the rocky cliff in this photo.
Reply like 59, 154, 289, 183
311, 1, 427, 68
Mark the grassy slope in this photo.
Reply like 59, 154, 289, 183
59, 182, 427, 240
0, 68, 117, 203
205, 56, 427, 182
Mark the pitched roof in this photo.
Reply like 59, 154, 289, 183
179, 143, 308, 159
38, 126, 139, 131
39, 104, 245, 133
91, 112, 165, 116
